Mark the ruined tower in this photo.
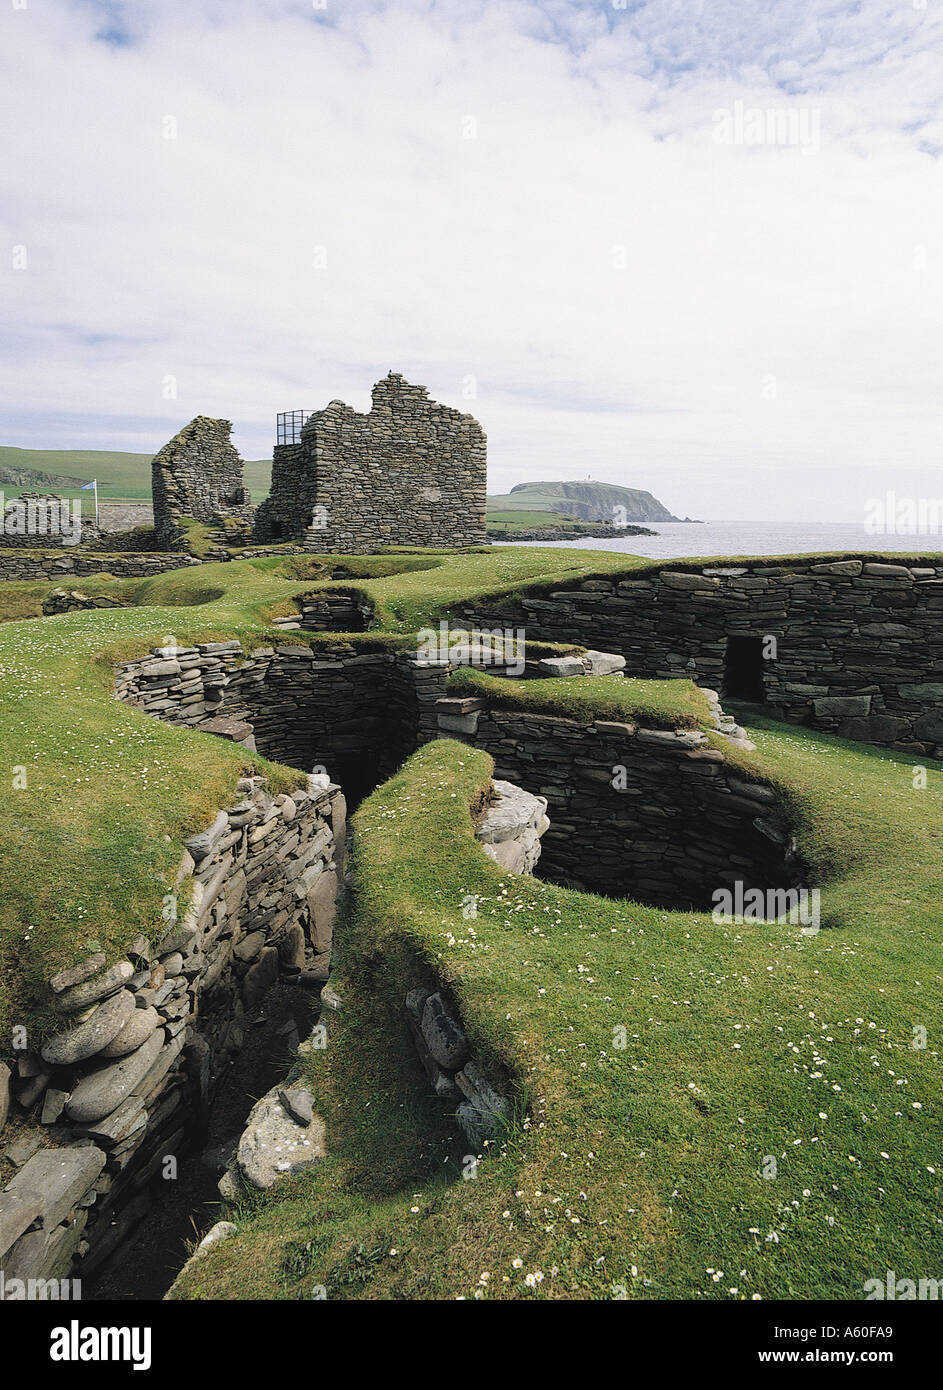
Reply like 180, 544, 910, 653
255, 373, 488, 552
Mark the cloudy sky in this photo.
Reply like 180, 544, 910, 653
1, 0, 941, 519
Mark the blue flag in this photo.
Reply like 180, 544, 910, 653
80, 480, 96, 490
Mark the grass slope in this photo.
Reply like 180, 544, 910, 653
0, 445, 272, 504
0, 546, 643, 1041
170, 728, 943, 1300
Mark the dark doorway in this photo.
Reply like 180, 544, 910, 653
723, 636, 766, 702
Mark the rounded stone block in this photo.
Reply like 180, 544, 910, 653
98, 1005, 161, 1059
41, 989, 136, 1066
64, 1029, 165, 1124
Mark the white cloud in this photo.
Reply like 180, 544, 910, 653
0, 0, 941, 519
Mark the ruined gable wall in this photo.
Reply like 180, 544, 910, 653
152, 416, 253, 549
300, 374, 487, 553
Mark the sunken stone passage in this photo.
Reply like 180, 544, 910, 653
215, 1037, 328, 1202
255, 373, 488, 552
0, 774, 344, 1287
453, 557, 943, 755
435, 696, 799, 912
151, 416, 254, 549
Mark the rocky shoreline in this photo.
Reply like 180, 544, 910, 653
487, 523, 657, 542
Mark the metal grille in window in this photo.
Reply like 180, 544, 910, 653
276, 410, 311, 446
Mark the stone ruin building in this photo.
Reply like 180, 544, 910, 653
150, 374, 488, 554
151, 416, 255, 549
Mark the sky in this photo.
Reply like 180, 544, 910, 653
1, 0, 941, 520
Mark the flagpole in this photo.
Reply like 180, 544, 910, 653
93, 478, 99, 529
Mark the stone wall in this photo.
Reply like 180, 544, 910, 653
114, 640, 452, 805
433, 693, 802, 911
152, 417, 253, 549
41, 588, 128, 616
297, 590, 374, 632
0, 772, 344, 1288
0, 493, 90, 548
453, 557, 943, 756
0, 550, 202, 582
97, 503, 154, 533
253, 443, 314, 546
255, 374, 488, 552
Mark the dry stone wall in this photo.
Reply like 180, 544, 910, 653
434, 694, 802, 911
256, 374, 488, 552
152, 416, 253, 549
41, 588, 128, 616
0, 550, 200, 582
114, 640, 451, 798
453, 557, 943, 756
0, 772, 344, 1288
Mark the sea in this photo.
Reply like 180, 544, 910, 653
503, 520, 943, 561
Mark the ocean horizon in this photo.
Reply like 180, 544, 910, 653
504, 519, 943, 561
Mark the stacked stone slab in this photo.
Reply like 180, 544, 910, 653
114, 639, 452, 782
452, 557, 943, 756
0, 772, 343, 1285
434, 694, 801, 911
41, 588, 128, 615
406, 989, 512, 1150
255, 373, 488, 552
0, 550, 200, 581
298, 590, 375, 632
475, 779, 550, 874
152, 416, 253, 549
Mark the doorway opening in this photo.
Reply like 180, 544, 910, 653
723, 636, 766, 703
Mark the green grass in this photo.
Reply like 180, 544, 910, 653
3, 539, 943, 1301
0, 545, 648, 1042
448, 667, 710, 729
486, 508, 583, 529
0, 445, 273, 505
170, 728, 943, 1300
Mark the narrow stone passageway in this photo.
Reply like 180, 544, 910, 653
86, 977, 319, 1301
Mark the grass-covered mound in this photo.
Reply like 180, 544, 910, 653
3, 541, 942, 1299
449, 666, 711, 730
0, 546, 647, 1041
0, 544, 642, 626
170, 720, 943, 1301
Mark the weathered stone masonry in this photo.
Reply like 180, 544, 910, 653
113, 639, 451, 798
152, 416, 253, 549
255, 373, 488, 552
432, 691, 801, 911
454, 557, 943, 756
0, 770, 344, 1286
0, 550, 200, 582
